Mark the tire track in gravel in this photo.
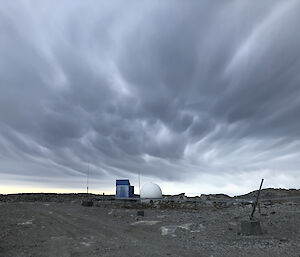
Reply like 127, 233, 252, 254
30, 203, 186, 257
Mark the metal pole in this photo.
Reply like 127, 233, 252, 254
138, 171, 141, 196
87, 164, 89, 194
250, 178, 264, 219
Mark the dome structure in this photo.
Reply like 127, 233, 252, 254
140, 182, 162, 199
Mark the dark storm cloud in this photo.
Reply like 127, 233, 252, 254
0, 0, 300, 194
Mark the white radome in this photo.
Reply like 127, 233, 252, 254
140, 182, 162, 199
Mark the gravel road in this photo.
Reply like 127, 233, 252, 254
0, 201, 299, 257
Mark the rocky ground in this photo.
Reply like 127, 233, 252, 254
0, 192, 299, 257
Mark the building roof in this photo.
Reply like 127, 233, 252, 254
116, 179, 130, 186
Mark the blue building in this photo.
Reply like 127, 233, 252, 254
116, 179, 134, 198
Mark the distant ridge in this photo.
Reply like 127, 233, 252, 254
235, 188, 300, 199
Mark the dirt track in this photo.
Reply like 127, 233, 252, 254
0, 201, 299, 257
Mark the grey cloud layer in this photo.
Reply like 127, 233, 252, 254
0, 0, 300, 192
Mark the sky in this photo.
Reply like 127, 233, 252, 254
0, 0, 300, 196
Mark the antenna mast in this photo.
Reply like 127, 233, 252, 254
87, 163, 89, 194
138, 170, 141, 196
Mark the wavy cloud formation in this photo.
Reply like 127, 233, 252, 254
1, 0, 300, 195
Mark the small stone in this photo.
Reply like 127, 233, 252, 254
81, 200, 93, 207
137, 210, 144, 217
280, 238, 289, 242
